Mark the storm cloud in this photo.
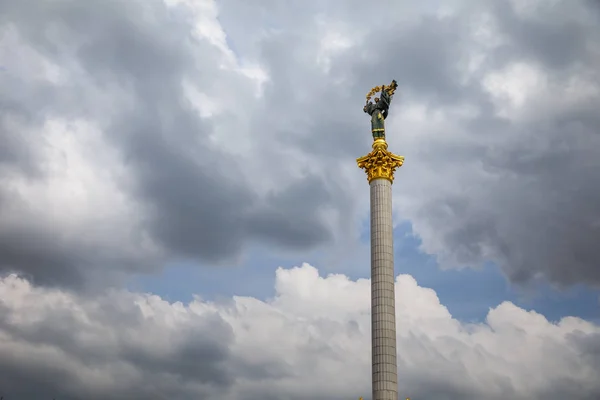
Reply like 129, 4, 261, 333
0, 0, 341, 289
1, 0, 599, 289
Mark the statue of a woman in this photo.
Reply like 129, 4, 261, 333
363, 80, 397, 140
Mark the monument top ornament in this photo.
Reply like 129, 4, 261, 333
363, 79, 398, 140
357, 79, 404, 184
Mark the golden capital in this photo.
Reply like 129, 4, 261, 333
356, 138, 404, 183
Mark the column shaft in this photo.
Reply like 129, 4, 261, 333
370, 178, 398, 400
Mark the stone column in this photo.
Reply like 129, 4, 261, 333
370, 177, 397, 400
357, 138, 404, 400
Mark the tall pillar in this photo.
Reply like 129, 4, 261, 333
357, 138, 404, 400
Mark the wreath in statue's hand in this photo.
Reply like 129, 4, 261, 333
365, 80, 399, 104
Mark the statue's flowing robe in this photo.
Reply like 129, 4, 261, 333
366, 102, 387, 139
371, 108, 385, 138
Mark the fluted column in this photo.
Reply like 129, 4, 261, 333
370, 177, 397, 400
357, 138, 404, 400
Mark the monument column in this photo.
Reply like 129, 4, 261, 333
357, 81, 404, 400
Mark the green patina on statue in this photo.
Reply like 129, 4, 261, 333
363, 80, 398, 140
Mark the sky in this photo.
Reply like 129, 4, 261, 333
0, 0, 600, 399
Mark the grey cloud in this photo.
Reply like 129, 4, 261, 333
0, 0, 340, 288
121, 321, 233, 387
490, 0, 590, 69
569, 331, 600, 371
247, 175, 333, 249
175, 0, 600, 287
1, 0, 600, 291
0, 284, 234, 399
242, 0, 600, 286
326, 1, 600, 286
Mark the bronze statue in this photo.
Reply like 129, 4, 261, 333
363, 80, 398, 140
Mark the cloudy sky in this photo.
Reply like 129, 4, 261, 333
1, 0, 600, 398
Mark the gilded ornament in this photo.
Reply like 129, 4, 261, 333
356, 138, 404, 183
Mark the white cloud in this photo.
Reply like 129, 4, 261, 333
0, 263, 598, 399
